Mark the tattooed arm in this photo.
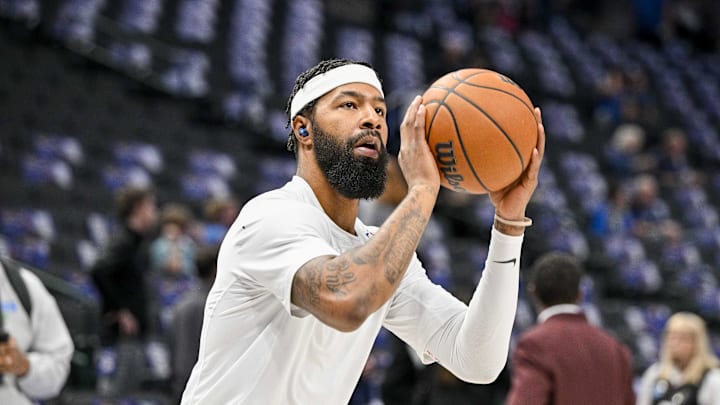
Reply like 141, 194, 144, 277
292, 96, 440, 332
292, 184, 437, 332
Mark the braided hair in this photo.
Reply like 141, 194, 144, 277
284, 58, 381, 154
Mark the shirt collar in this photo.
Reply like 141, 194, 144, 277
289, 176, 364, 238
537, 304, 582, 323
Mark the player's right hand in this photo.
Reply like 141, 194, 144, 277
489, 106, 545, 220
397, 95, 440, 195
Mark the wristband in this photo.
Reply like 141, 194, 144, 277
494, 214, 533, 227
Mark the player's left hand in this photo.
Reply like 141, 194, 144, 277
489, 107, 545, 220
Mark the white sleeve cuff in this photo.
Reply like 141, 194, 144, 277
486, 227, 524, 267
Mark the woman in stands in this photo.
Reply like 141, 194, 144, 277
637, 312, 720, 405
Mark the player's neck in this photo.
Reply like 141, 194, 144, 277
319, 192, 359, 234
297, 168, 359, 234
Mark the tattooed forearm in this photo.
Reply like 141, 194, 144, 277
349, 191, 431, 286
383, 207, 426, 284
350, 242, 382, 266
325, 258, 356, 295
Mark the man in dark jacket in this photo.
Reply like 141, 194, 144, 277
91, 187, 157, 343
506, 252, 635, 405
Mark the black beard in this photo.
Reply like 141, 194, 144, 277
312, 123, 388, 200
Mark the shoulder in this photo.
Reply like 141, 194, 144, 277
247, 177, 315, 206
516, 324, 550, 348
591, 324, 632, 351
243, 195, 321, 218
574, 321, 633, 357
236, 197, 329, 237
99, 227, 137, 255
519, 316, 622, 347
17, 267, 47, 294
706, 367, 720, 382
232, 184, 336, 242
241, 182, 326, 223
521, 316, 574, 339
16, 266, 53, 307
513, 326, 553, 363
698, 368, 720, 405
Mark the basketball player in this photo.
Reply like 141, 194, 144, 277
180, 59, 546, 404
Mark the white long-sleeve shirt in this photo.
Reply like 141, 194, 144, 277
0, 263, 75, 404
181, 176, 521, 404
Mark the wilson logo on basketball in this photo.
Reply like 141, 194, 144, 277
497, 74, 518, 87
434, 141, 465, 192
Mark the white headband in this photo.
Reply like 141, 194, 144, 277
290, 64, 384, 119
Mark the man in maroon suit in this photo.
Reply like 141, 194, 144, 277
506, 252, 635, 405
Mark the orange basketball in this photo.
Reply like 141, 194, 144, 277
423, 68, 537, 194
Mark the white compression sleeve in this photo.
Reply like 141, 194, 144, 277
424, 227, 522, 383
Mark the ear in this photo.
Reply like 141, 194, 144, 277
292, 116, 312, 145
527, 284, 542, 308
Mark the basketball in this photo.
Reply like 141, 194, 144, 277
422, 68, 537, 194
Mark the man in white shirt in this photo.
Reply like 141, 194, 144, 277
181, 58, 546, 404
0, 259, 74, 405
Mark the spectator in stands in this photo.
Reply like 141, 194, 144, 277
594, 68, 626, 126
150, 203, 197, 277
91, 186, 157, 343
630, 174, 671, 242
622, 68, 659, 129
663, 0, 720, 52
637, 312, 720, 405
0, 257, 74, 404
603, 123, 654, 179
506, 252, 635, 405
589, 181, 634, 238
655, 127, 695, 188
658, 220, 697, 270
169, 244, 218, 403
149, 202, 198, 336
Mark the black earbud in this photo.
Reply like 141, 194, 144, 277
298, 127, 309, 137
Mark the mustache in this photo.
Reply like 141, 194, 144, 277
349, 129, 383, 145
